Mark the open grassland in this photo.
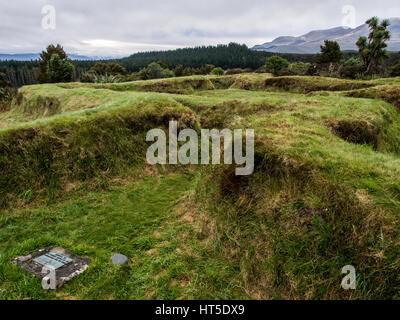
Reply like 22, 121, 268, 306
1, 73, 400, 299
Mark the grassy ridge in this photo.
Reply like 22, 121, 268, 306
0, 95, 197, 207
1, 74, 400, 299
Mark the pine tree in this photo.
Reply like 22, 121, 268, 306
38, 44, 71, 83
47, 54, 74, 83
316, 41, 343, 64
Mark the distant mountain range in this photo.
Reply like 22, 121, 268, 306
252, 18, 400, 54
0, 53, 113, 61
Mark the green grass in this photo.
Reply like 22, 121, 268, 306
0, 173, 246, 299
2, 73, 400, 299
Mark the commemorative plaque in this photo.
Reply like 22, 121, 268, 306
34, 252, 73, 270
13, 246, 90, 290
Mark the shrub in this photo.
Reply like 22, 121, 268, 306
147, 62, 172, 79
290, 62, 310, 75
80, 71, 96, 83
340, 58, 365, 79
343, 57, 361, 66
254, 66, 267, 73
211, 67, 225, 75
138, 62, 174, 80
80, 71, 124, 83
265, 56, 289, 76
90, 62, 108, 75
125, 73, 142, 81
0, 86, 16, 102
200, 64, 216, 75
306, 64, 318, 76
174, 65, 184, 77
314, 62, 342, 78
47, 54, 74, 83
182, 67, 195, 76
278, 62, 310, 76
91, 62, 127, 76
93, 74, 124, 83
162, 68, 175, 78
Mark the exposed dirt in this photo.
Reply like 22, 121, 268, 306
329, 120, 380, 149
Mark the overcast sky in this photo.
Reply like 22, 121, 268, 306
1, 0, 400, 57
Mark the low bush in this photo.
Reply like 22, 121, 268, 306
265, 56, 289, 76
80, 72, 124, 83
138, 62, 175, 80
211, 67, 225, 75
278, 62, 310, 76
90, 62, 127, 76
343, 57, 361, 66
80, 71, 96, 83
340, 64, 365, 79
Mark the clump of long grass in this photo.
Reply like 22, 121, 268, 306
80, 72, 123, 83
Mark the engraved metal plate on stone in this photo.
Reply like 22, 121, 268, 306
33, 252, 73, 270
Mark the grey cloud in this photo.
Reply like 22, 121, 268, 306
1, 0, 400, 56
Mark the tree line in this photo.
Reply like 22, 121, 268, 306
0, 59, 93, 87
263, 17, 400, 79
0, 43, 263, 87
1, 17, 400, 87
118, 43, 262, 71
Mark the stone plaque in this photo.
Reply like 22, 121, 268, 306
33, 252, 73, 270
13, 246, 91, 290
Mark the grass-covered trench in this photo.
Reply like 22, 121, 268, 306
1, 74, 400, 299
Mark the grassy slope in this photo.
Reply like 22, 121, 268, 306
1, 74, 400, 299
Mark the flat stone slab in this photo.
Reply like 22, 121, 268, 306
111, 254, 128, 265
13, 246, 90, 289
